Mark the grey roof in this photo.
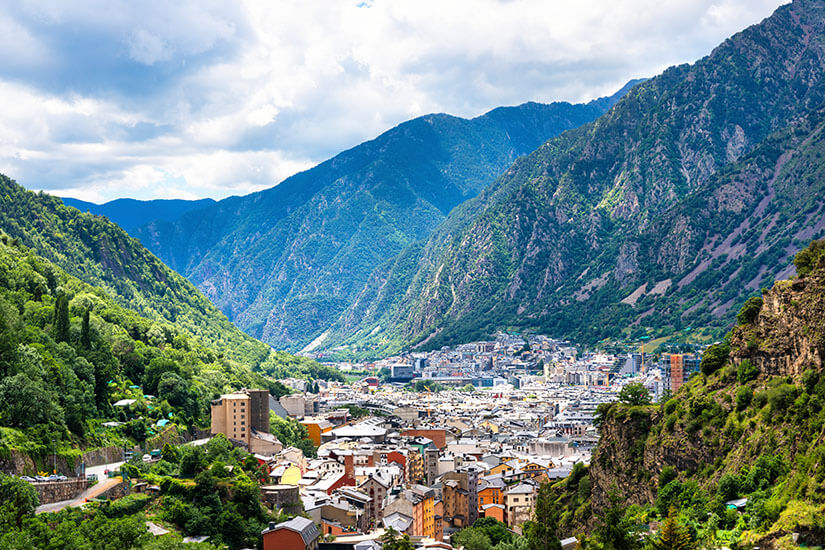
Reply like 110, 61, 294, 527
264, 517, 320, 545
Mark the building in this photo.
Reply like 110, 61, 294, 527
211, 393, 251, 443
665, 354, 701, 392
302, 418, 334, 446
246, 388, 271, 432
262, 517, 320, 550
211, 389, 275, 448
505, 483, 537, 530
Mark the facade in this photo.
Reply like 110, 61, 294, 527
211, 393, 251, 444
666, 353, 701, 392
505, 483, 537, 530
261, 517, 320, 550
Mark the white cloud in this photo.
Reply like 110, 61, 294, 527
0, 0, 789, 202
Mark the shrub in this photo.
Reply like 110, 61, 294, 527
659, 466, 678, 489
736, 386, 753, 411
737, 360, 759, 384
701, 342, 730, 376
737, 296, 763, 325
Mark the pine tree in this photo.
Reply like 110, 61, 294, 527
80, 309, 91, 348
650, 508, 693, 550
54, 292, 69, 343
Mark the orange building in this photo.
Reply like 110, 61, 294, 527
301, 418, 333, 446
262, 517, 320, 550
478, 484, 504, 510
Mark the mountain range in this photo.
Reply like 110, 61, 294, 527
72, 86, 637, 352
55, 0, 825, 360
322, 0, 825, 356
61, 197, 216, 234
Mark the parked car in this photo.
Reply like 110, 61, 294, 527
35, 475, 48, 482
86, 473, 98, 481
142, 454, 151, 462
19, 476, 35, 482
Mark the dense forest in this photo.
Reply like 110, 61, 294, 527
0, 229, 332, 465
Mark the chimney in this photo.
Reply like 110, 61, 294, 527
344, 454, 354, 479
268, 522, 276, 530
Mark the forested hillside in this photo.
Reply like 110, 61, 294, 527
328, 0, 825, 356
0, 230, 283, 461
133, 86, 639, 351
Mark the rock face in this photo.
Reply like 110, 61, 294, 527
730, 274, 825, 377
577, 242, 825, 542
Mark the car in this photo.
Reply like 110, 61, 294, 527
86, 473, 98, 481
35, 475, 48, 482
142, 454, 151, 462
19, 476, 35, 482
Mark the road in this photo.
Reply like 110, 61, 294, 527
35, 460, 126, 515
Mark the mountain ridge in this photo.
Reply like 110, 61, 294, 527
131, 84, 641, 350
324, 0, 825, 357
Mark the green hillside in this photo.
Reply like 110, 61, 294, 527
528, 240, 825, 548
329, 0, 825, 357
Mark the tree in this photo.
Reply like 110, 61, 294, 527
700, 342, 729, 376
454, 528, 492, 550
0, 373, 63, 429
592, 498, 641, 550
161, 443, 179, 464
0, 473, 39, 528
523, 483, 561, 550
472, 517, 512, 546
736, 296, 763, 325
618, 382, 651, 406
179, 445, 206, 477
53, 291, 70, 343
80, 308, 91, 348
649, 508, 692, 550
793, 239, 825, 277
380, 527, 414, 550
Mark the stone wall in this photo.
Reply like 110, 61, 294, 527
34, 479, 88, 505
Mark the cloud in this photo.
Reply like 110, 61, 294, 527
0, 0, 789, 202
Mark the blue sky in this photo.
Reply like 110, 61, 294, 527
0, 0, 788, 202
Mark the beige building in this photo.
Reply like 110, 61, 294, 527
212, 393, 252, 443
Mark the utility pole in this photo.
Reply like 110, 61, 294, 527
52, 439, 56, 474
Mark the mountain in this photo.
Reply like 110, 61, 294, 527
133, 84, 640, 350
0, 175, 334, 381
61, 197, 216, 234
536, 240, 825, 546
328, 0, 825, 356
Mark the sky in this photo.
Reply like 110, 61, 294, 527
0, 0, 789, 203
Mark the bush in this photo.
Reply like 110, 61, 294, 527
736, 386, 753, 411
701, 342, 730, 375
737, 360, 759, 384
737, 296, 763, 325
717, 474, 739, 501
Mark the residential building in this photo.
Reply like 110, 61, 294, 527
261, 517, 320, 550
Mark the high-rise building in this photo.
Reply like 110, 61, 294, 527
211, 393, 251, 443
